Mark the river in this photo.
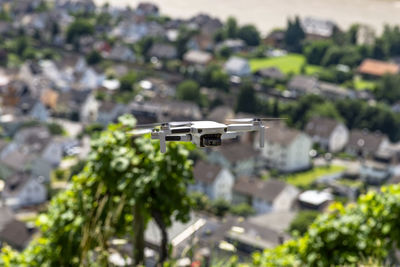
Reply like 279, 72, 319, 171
94, 0, 400, 35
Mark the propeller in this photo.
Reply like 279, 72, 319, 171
135, 121, 193, 128
127, 128, 153, 137
226, 118, 287, 123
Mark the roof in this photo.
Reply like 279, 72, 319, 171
148, 43, 177, 59
207, 106, 234, 123
218, 143, 259, 163
226, 219, 289, 249
301, 17, 336, 37
288, 75, 318, 93
3, 172, 33, 196
193, 161, 223, 184
358, 59, 399, 77
298, 190, 333, 206
0, 206, 14, 232
0, 219, 35, 251
0, 149, 34, 171
317, 81, 351, 98
183, 50, 212, 65
305, 117, 342, 139
348, 129, 387, 153
264, 123, 301, 145
224, 57, 249, 71
255, 67, 285, 80
248, 211, 297, 233
233, 177, 288, 203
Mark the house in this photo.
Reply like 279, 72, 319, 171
29, 101, 49, 122
208, 143, 259, 177
148, 43, 178, 60
257, 123, 312, 173
317, 81, 354, 100
305, 117, 349, 152
154, 100, 202, 122
233, 177, 299, 214
0, 206, 14, 234
183, 50, 213, 67
136, 2, 159, 17
190, 160, 235, 202
207, 106, 235, 123
298, 190, 334, 210
108, 44, 136, 62
248, 210, 298, 233
96, 101, 126, 126
224, 218, 290, 253
224, 57, 251, 77
187, 34, 214, 51
287, 75, 319, 97
80, 92, 99, 123
301, 17, 337, 39
264, 30, 285, 48
255, 67, 285, 81
217, 39, 246, 53
358, 59, 399, 78
0, 219, 36, 251
360, 160, 391, 185
346, 129, 390, 158
2, 172, 47, 209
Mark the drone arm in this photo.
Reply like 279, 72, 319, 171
227, 124, 257, 132
222, 131, 240, 140
159, 132, 166, 153
259, 125, 265, 148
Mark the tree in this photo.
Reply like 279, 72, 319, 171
46, 122, 64, 135
237, 24, 260, 46
371, 38, 388, 60
119, 71, 137, 92
230, 203, 256, 217
289, 210, 319, 234
85, 50, 102, 65
66, 19, 94, 44
0, 115, 194, 266
201, 64, 229, 90
251, 185, 400, 266
284, 17, 305, 52
236, 80, 257, 114
210, 198, 230, 217
374, 74, 400, 104
226, 16, 238, 38
303, 40, 333, 65
176, 80, 200, 103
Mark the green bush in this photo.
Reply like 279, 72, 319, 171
230, 203, 256, 217
289, 210, 319, 235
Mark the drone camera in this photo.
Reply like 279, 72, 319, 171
200, 134, 222, 147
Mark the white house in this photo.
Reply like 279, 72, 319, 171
208, 142, 259, 177
190, 160, 235, 202
256, 123, 312, 173
360, 160, 391, 185
305, 117, 349, 152
29, 101, 49, 122
346, 130, 390, 158
233, 177, 299, 214
2, 173, 47, 209
224, 57, 251, 77
298, 190, 334, 210
80, 93, 99, 123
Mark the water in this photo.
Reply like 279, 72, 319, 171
95, 0, 400, 35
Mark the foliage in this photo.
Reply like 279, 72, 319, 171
284, 17, 305, 52
0, 115, 195, 266
249, 54, 321, 75
236, 80, 257, 114
317, 66, 353, 84
85, 50, 102, 65
46, 122, 64, 136
303, 40, 333, 65
251, 185, 400, 266
191, 192, 210, 211
210, 198, 231, 217
284, 165, 346, 188
375, 74, 400, 104
176, 80, 201, 103
226, 17, 238, 39
237, 25, 260, 46
201, 64, 229, 91
230, 203, 256, 217
289, 210, 319, 235
321, 45, 362, 67
66, 19, 94, 44
119, 71, 138, 92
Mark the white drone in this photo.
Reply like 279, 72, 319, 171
130, 118, 284, 153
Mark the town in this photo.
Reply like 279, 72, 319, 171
1, 0, 400, 266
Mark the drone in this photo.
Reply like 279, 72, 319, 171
129, 118, 285, 153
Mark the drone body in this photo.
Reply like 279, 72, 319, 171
131, 118, 284, 153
